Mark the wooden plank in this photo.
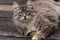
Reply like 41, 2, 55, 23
0, 11, 13, 17
0, 36, 31, 40
0, 5, 13, 11
0, 0, 13, 5
0, 0, 27, 5
0, 17, 12, 21
0, 20, 15, 27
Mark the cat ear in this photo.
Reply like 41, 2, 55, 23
26, 0, 32, 5
12, 1, 20, 9
12, 1, 20, 11
26, 0, 33, 9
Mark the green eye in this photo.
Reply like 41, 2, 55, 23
18, 13, 22, 17
18, 11, 22, 16
18, 11, 22, 13
18, 10, 22, 13
27, 10, 31, 15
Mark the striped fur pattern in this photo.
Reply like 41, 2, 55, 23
12, 0, 59, 40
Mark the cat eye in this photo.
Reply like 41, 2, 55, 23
18, 11, 22, 16
18, 14, 22, 17
27, 10, 31, 15
18, 11, 22, 13
18, 10, 22, 13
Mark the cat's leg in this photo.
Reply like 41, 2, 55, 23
32, 31, 43, 40
32, 25, 55, 40
32, 18, 58, 40
32, 36, 38, 40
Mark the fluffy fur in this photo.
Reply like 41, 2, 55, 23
12, 0, 59, 40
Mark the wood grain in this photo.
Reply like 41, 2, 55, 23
0, 5, 13, 11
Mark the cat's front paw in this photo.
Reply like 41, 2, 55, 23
32, 36, 38, 40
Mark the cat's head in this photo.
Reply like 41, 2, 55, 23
12, 1, 37, 22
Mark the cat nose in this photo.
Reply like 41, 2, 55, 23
24, 16, 27, 20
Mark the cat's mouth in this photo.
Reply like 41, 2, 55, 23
19, 17, 31, 23
19, 16, 31, 20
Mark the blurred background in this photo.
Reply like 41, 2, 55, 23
0, 0, 27, 5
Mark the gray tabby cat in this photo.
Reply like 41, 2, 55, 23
12, 0, 59, 40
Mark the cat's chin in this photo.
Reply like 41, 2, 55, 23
19, 18, 31, 22
21, 20, 30, 22
18, 19, 30, 23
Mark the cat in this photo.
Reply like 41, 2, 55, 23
12, 0, 59, 40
